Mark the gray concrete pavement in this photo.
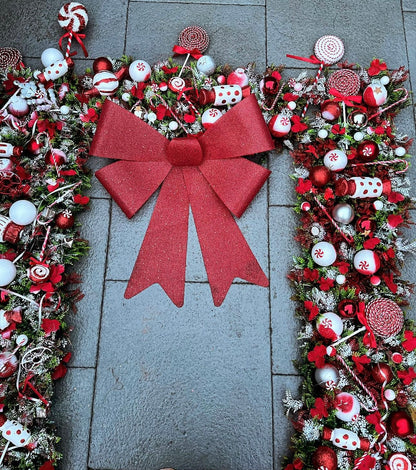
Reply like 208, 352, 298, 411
2, 1, 416, 469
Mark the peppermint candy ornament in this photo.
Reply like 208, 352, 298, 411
316, 312, 343, 340
388, 454, 412, 470
201, 108, 222, 129
0, 47, 22, 72
323, 149, 348, 171
178, 25, 209, 53
327, 69, 360, 96
58, 2, 88, 32
353, 249, 380, 275
27, 264, 51, 283
311, 241, 337, 267
365, 298, 404, 338
314, 35, 345, 65
269, 113, 292, 138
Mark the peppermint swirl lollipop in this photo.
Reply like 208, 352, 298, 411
314, 35, 345, 65
178, 26, 209, 53
27, 264, 51, 283
58, 2, 88, 32
328, 69, 360, 96
366, 298, 404, 338
0, 48, 22, 72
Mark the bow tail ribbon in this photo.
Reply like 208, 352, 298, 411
286, 54, 324, 65
59, 31, 88, 57
357, 302, 377, 348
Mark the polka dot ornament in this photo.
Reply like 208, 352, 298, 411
366, 298, 404, 338
314, 35, 345, 65
328, 69, 361, 96
178, 26, 209, 53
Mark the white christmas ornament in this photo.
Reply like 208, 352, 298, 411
0, 260, 16, 287
334, 392, 360, 422
332, 203, 355, 224
380, 75, 390, 85
323, 149, 348, 172
0, 159, 13, 172
129, 60, 151, 82
394, 146, 406, 157
318, 129, 328, 139
287, 101, 296, 111
315, 364, 339, 389
60, 105, 70, 115
168, 121, 179, 131
227, 68, 249, 87
9, 200, 37, 225
363, 82, 388, 107
201, 108, 222, 129
373, 200, 384, 211
41, 48, 64, 67
0, 310, 10, 330
384, 389, 396, 401
311, 241, 337, 267
197, 55, 216, 76
0, 419, 31, 447
336, 275, 346, 285
269, 114, 292, 138
353, 131, 364, 141
8, 97, 29, 117
316, 312, 343, 340
353, 249, 380, 275
93, 71, 119, 96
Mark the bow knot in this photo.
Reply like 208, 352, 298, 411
167, 137, 203, 166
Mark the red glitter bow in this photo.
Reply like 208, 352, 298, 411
357, 302, 377, 348
58, 32, 88, 57
90, 95, 274, 307
172, 45, 203, 59
328, 87, 367, 111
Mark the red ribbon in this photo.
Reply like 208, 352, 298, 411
59, 31, 88, 57
172, 45, 203, 60
357, 302, 377, 348
90, 95, 274, 307
19, 372, 50, 407
286, 54, 325, 65
328, 87, 367, 111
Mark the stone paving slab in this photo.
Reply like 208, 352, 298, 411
131, 0, 265, 4
269, 150, 296, 207
126, 2, 267, 70
267, 0, 407, 69
270, 206, 301, 375
51, 367, 95, 470
273, 375, 302, 470
404, 13, 416, 100
89, 281, 272, 470
67, 199, 110, 367
403, 0, 416, 11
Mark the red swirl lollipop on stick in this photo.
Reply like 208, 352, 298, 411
174, 26, 209, 78
58, 2, 89, 58
0, 48, 23, 72
366, 298, 404, 338
328, 69, 361, 123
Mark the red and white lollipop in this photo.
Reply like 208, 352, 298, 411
58, 2, 89, 58
0, 48, 23, 72
175, 26, 209, 79
328, 69, 361, 123
365, 298, 404, 338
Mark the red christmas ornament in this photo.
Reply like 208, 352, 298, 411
337, 299, 357, 318
0, 351, 18, 378
389, 410, 414, 438
321, 100, 341, 121
93, 57, 113, 73
371, 363, 393, 383
312, 446, 337, 470
55, 209, 75, 229
262, 76, 280, 95
309, 166, 331, 187
366, 298, 404, 338
355, 216, 376, 234
357, 141, 379, 161
45, 149, 67, 166
27, 139, 43, 155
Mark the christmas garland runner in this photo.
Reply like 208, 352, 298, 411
0, 2, 414, 469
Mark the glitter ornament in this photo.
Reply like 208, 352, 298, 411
93, 57, 113, 73
58, 2, 88, 32
55, 209, 75, 229
227, 68, 249, 87
371, 363, 393, 383
309, 166, 331, 187
370, 275, 381, 286
41, 48, 64, 68
196, 55, 216, 76
316, 312, 343, 340
201, 108, 222, 129
178, 26, 209, 53
353, 249, 380, 275
93, 71, 119, 96
353, 131, 364, 141
336, 275, 345, 284
332, 203, 354, 224
0, 215, 24, 244
0, 47, 22, 72
389, 411, 414, 438
392, 352, 403, 364
320, 100, 341, 121
334, 392, 360, 422
357, 140, 379, 161
365, 298, 404, 338
268, 114, 292, 138
260, 76, 280, 95
314, 35, 345, 64
384, 389, 396, 401
27, 264, 51, 283
388, 454, 412, 470
315, 364, 339, 389
312, 241, 337, 267
363, 82, 388, 107
129, 60, 151, 82
328, 69, 360, 96
312, 446, 337, 470
323, 149, 348, 171
301, 202, 311, 211
9, 200, 37, 225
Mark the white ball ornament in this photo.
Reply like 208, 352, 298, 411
332, 203, 355, 224
201, 108, 222, 129
122, 93, 131, 102
395, 146, 406, 157
334, 392, 361, 422
93, 71, 119, 96
196, 55, 216, 76
384, 389, 396, 401
353, 131, 364, 142
318, 129, 328, 139
363, 82, 388, 107
380, 75, 390, 85
293, 83, 302, 92
323, 149, 348, 171
316, 312, 344, 340
268, 114, 292, 138
373, 200, 384, 211
9, 200, 37, 226
0, 259, 17, 286
41, 48, 64, 67
129, 60, 151, 82
60, 105, 70, 115
287, 101, 296, 111
8, 97, 29, 117
168, 121, 179, 131
147, 112, 157, 123
353, 249, 380, 275
315, 364, 339, 389
311, 241, 337, 267
336, 274, 346, 285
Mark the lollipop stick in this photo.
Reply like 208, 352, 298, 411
301, 62, 324, 118
331, 326, 366, 347
342, 101, 347, 125
0, 441, 10, 465
65, 30, 74, 59
178, 53, 190, 78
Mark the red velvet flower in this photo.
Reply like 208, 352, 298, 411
162, 65, 178, 75
388, 192, 405, 203
303, 268, 319, 282
80, 108, 99, 123
363, 237, 380, 250
324, 187, 334, 200
387, 214, 404, 228
304, 300, 319, 320
291, 115, 308, 133
334, 261, 350, 274
319, 277, 334, 292
39, 461, 55, 470
352, 354, 371, 373
368, 59, 387, 76
73, 194, 90, 205
397, 367, 416, 385
402, 330, 416, 352
283, 92, 299, 102
41, 318, 61, 337
310, 397, 328, 419
131, 82, 146, 99
307, 345, 327, 368
366, 411, 384, 434
295, 178, 312, 194
331, 124, 345, 135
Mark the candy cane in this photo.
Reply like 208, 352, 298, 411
368, 88, 409, 120
351, 158, 409, 174
39, 226, 51, 262
313, 195, 354, 244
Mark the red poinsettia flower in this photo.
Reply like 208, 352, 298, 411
368, 59, 387, 76
295, 178, 312, 194
162, 65, 178, 75
398, 367, 416, 385
283, 92, 299, 102
80, 108, 99, 123
387, 214, 404, 229
381, 272, 398, 294
388, 191, 405, 203
304, 300, 319, 320
374, 125, 385, 135
285, 458, 304, 470
291, 115, 308, 133
352, 354, 371, 373
39, 461, 55, 470
310, 397, 328, 419
402, 330, 416, 352
385, 247, 395, 259
334, 261, 350, 275
319, 277, 334, 292
307, 345, 327, 368
324, 187, 334, 200
73, 194, 90, 205
131, 82, 147, 99
363, 237, 380, 250
3, 73, 25, 94
305, 145, 319, 158
366, 411, 384, 433
331, 124, 345, 135
303, 268, 319, 282
41, 318, 61, 337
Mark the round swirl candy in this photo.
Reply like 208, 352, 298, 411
388, 454, 412, 470
314, 35, 345, 65
58, 2, 88, 32
366, 298, 404, 338
168, 76, 186, 92
327, 69, 360, 96
178, 26, 209, 52
0, 47, 22, 72
27, 264, 51, 284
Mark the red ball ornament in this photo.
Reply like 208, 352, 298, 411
337, 299, 357, 318
309, 166, 331, 187
312, 446, 338, 470
93, 57, 113, 73
357, 141, 379, 161
55, 209, 75, 229
321, 100, 341, 121
45, 149, 67, 166
371, 363, 393, 383
26, 139, 43, 155
389, 410, 414, 438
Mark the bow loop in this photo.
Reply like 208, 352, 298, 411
328, 87, 367, 111
172, 45, 203, 59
